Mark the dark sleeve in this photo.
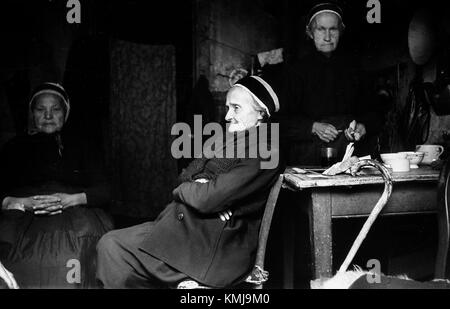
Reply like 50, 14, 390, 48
0, 149, 9, 205
279, 64, 315, 142
354, 71, 385, 137
0, 139, 17, 205
172, 158, 280, 215
80, 139, 111, 209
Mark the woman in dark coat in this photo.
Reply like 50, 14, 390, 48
0, 82, 113, 288
96, 75, 284, 288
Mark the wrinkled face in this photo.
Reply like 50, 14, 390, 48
309, 12, 341, 56
225, 87, 263, 133
32, 94, 65, 134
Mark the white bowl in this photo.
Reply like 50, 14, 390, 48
398, 152, 425, 168
380, 153, 407, 165
380, 153, 410, 172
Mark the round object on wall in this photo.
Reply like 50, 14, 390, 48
408, 9, 437, 66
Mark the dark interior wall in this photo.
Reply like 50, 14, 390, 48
109, 42, 178, 219
105, 0, 194, 124
0, 0, 108, 145
194, 0, 281, 123
0, 0, 74, 145
354, 0, 450, 151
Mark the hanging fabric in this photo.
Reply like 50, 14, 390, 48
402, 71, 431, 149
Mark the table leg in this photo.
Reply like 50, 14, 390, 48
282, 208, 295, 289
435, 182, 450, 278
309, 190, 333, 279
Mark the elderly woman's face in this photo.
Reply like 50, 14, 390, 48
225, 87, 263, 133
32, 94, 65, 134
310, 12, 341, 56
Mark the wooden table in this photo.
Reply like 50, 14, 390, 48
282, 166, 441, 285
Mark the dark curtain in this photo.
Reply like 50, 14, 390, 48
109, 40, 178, 219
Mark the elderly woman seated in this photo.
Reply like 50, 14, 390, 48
96, 75, 284, 288
0, 82, 113, 288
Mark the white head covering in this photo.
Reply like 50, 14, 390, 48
28, 82, 70, 134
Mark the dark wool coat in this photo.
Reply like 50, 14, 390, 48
139, 147, 283, 287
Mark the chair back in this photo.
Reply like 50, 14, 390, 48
244, 174, 284, 288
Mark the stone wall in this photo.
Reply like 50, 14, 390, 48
194, 0, 280, 122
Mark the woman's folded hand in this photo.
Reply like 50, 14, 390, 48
33, 193, 87, 216
2, 195, 60, 213
51, 193, 87, 210
31, 195, 63, 216
33, 204, 63, 216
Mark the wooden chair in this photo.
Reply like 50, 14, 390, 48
177, 174, 284, 289
435, 159, 450, 279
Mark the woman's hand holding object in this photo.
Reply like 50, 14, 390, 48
345, 120, 367, 142
312, 122, 340, 143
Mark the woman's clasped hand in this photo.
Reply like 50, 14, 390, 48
31, 195, 63, 216
3, 193, 86, 216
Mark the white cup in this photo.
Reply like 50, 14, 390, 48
390, 158, 411, 172
415, 145, 444, 164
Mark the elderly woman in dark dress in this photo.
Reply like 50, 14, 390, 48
0, 82, 113, 288
96, 75, 284, 288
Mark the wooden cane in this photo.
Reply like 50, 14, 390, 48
338, 159, 393, 273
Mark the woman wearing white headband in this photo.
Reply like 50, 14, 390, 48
282, 1, 383, 166
96, 75, 284, 288
0, 82, 113, 288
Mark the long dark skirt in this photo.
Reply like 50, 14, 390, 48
0, 207, 113, 289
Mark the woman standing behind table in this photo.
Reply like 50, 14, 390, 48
0, 82, 113, 288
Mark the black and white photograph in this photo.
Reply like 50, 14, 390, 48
1, 0, 450, 298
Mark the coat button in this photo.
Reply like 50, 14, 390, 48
177, 212, 184, 221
